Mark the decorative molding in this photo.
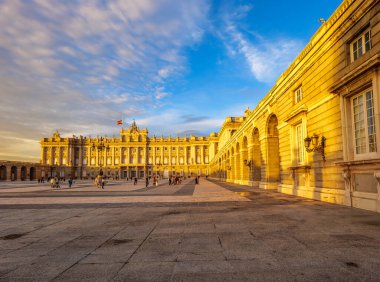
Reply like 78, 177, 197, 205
330, 54, 380, 94
284, 105, 308, 122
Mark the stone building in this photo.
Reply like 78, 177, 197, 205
38, 0, 380, 212
40, 121, 218, 180
0, 160, 42, 181
208, 0, 380, 212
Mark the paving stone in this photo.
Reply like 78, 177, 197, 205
0, 179, 379, 280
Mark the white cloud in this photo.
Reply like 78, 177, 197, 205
0, 0, 210, 161
220, 16, 303, 83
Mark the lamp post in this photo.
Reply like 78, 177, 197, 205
304, 134, 326, 161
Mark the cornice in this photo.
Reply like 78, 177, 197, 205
330, 54, 380, 94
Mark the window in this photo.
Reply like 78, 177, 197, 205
351, 29, 371, 62
292, 123, 305, 165
352, 89, 377, 155
295, 86, 303, 104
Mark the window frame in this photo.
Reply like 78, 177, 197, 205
350, 88, 378, 159
294, 86, 303, 104
350, 28, 372, 62
291, 121, 306, 166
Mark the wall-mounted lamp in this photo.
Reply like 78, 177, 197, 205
244, 159, 252, 167
226, 165, 231, 170
304, 134, 326, 161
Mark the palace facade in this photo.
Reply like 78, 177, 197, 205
39, 0, 380, 212
207, 0, 380, 212
40, 121, 218, 180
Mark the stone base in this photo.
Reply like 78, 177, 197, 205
259, 181, 278, 190
278, 184, 346, 205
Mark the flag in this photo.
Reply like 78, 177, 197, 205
117, 120, 123, 125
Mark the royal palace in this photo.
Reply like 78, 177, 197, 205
40, 121, 218, 180
1, 0, 380, 213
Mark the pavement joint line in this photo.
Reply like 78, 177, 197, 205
2, 207, 99, 257
112, 218, 162, 280
50, 209, 143, 281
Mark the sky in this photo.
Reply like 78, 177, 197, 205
0, 0, 342, 162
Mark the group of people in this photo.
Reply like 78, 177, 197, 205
145, 176, 159, 188
50, 177, 73, 189
168, 175, 182, 186
95, 175, 106, 189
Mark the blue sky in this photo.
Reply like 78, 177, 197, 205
0, 0, 342, 161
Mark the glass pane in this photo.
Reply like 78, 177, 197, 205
366, 90, 377, 152
353, 94, 366, 154
365, 31, 372, 52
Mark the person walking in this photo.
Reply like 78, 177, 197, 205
68, 177, 73, 188
50, 177, 55, 188
134, 177, 137, 185
101, 178, 105, 189
145, 177, 149, 188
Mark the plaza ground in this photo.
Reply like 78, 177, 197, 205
0, 178, 379, 281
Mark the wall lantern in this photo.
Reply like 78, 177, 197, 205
304, 134, 326, 161
226, 165, 231, 170
244, 159, 252, 167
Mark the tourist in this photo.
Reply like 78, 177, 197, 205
101, 178, 105, 189
145, 177, 149, 188
169, 177, 172, 186
134, 177, 137, 185
55, 177, 60, 188
68, 178, 73, 188
50, 177, 55, 188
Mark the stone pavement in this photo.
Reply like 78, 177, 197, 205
0, 178, 379, 281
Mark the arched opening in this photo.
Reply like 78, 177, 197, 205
264, 114, 280, 189
231, 147, 235, 181
252, 128, 261, 186
235, 142, 241, 182
0, 166, 6, 181
30, 167, 36, 181
227, 150, 232, 180
241, 137, 249, 183
21, 166, 27, 181
11, 166, 17, 181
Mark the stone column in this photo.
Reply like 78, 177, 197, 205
201, 145, 205, 165
177, 146, 180, 166
111, 147, 115, 166
169, 146, 172, 166
50, 147, 54, 165
241, 149, 248, 184
247, 145, 254, 184
96, 147, 99, 167
40, 146, 45, 164
6, 166, 11, 181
